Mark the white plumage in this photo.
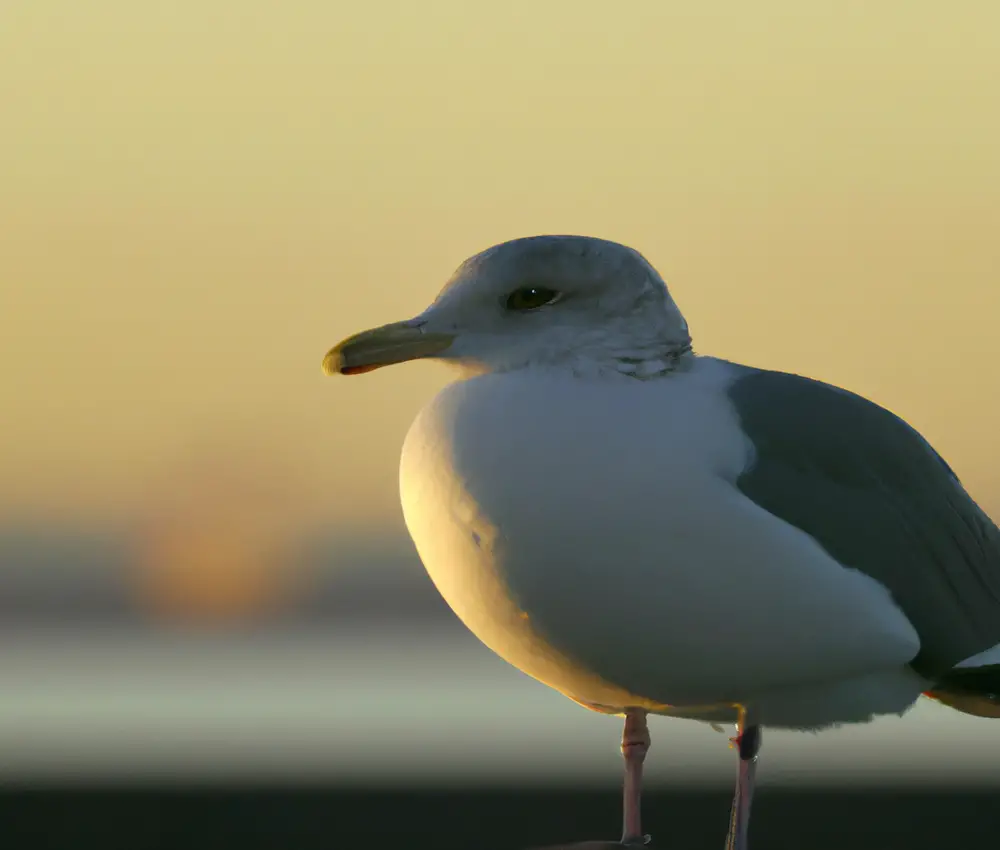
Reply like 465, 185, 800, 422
399, 358, 926, 729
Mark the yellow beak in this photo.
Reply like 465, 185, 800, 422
322, 321, 455, 376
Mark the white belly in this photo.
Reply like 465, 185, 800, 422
398, 360, 921, 722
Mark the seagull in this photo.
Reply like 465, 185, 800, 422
322, 235, 1000, 849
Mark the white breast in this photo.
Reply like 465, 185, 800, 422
398, 358, 920, 713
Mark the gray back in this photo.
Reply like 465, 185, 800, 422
728, 367, 1000, 681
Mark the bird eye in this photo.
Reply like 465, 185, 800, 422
504, 286, 560, 311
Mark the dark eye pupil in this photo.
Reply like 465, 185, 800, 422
505, 286, 559, 311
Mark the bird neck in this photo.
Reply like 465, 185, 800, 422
607, 339, 695, 379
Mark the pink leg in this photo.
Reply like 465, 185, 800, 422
621, 708, 652, 846
724, 718, 761, 850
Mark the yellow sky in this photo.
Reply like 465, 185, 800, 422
2, 0, 999, 533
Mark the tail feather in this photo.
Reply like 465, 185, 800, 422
924, 663, 1000, 719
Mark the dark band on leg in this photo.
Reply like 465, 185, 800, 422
738, 724, 761, 761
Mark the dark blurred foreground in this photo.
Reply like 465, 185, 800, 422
3, 785, 998, 850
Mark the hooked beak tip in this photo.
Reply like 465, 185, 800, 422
322, 322, 455, 377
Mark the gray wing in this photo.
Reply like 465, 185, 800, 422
727, 367, 1000, 700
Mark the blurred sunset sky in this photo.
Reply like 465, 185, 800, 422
3, 0, 999, 557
